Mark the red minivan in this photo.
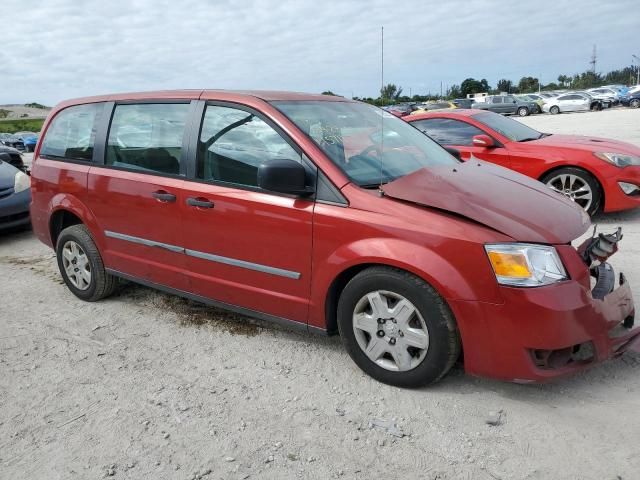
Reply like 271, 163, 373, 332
30, 90, 638, 387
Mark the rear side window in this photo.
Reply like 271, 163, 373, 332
106, 103, 190, 176
40, 103, 103, 161
411, 118, 484, 146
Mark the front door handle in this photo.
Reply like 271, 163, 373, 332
152, 190, 176, 202
187, 197, 214, 209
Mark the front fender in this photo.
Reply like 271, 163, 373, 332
308, 236, 503, 329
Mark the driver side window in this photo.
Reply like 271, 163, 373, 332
40, 103, 104, 162
197, 105, 300, 187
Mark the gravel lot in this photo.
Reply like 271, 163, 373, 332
2, 108, 639, 480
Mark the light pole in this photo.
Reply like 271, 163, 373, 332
633, 55, 640, 85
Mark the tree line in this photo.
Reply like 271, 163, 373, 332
324, 65, 638, 105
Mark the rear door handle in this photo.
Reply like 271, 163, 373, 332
152, 190, 176, 202
187, 197, 214, 209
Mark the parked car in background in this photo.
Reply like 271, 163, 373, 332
29, 90, 639, 386
621, 90, 640, 108
0, 152, 31, 231
628, 85, 640, 95
23, 134, 38, 152
588, 87, 621, 104
0, 133, 14, 146
0, 145, 27, 172
584, 89, 614, 108
542, 92, 597, 114
2, 134, 24, 150
452, 98, 474, 108
472, 95, 537, 116
406, 109, 640, 215
382, 104, 413, 117
410, 101, 457, 114
516, 94, 543, 113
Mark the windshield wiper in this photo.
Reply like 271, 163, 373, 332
360, 182, 390, 189
518, 137, 539, 142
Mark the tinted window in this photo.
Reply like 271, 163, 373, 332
411, 118, 484, 146
472, 111, 542, 141
558, 95, 571, 101
106, 103, 189, 176
40, 103, 103, 161
491, 97, 502, 104
197, 105, 300, 187
504, 96, 516, 102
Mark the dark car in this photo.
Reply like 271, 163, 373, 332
621, 91, 640, 108
472, 95, 538, 116
0, 145, 27, 172
453, 98, 474, 109
0, 154, 31, 231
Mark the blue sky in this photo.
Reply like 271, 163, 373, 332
1, 0, 637, 105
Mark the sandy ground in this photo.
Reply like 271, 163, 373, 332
1, 109, 640, 480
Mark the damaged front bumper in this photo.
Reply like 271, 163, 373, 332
449, 233, 638, 383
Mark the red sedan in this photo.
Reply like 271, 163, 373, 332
406, 110, 640, 215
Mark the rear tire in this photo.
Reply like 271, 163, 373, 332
630, 99, 640, 108
517, 107, 529, 117
337, 266, 461, 388
550, 106, 560, 115
56, 224, 118, 301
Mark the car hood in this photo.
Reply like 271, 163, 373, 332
381, 160, 591, 244
531, 134, 640, 155
0, 161, 18, 190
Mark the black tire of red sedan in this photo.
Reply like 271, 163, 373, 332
517, 107, 529, 117
541, 167, 602, 216
337, 266, 461, 388
56, 224, 118, 301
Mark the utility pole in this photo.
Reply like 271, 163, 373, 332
590, 45, 597, 74
633, 54, 640, 85
381, 26, 384, 105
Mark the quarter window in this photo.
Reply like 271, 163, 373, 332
106, 103, 190, 176
411, 118, 485, 146
40, 103, 103, 161
197, 105, 300, 187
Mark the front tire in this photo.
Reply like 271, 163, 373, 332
541, 167, 602, 216
517, 107, 529, 117
337, 266, 460, 388
549, 105, 560, 115
630, 99, 640, 108
56, 224, 118, 301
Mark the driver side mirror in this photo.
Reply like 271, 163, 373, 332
257, 159, 314, 196
472, 134, 495, 148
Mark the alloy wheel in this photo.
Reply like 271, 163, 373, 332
62, 240, 92, 290
352, 290, 429, 372
545, 173, 593, 211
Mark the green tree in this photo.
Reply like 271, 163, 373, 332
557, 74, 569, 87
460, 78, 486, 97
321, 90, 338, 96
518, 76, 539, 93
380, 84, 403, 103
496, 79, 513, 93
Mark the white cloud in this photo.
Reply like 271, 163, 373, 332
0, 0, 636, 105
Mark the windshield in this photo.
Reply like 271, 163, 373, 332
472, 111, 542, 142
272, 101, 459, 186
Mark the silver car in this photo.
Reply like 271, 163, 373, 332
542, 92, 591, 114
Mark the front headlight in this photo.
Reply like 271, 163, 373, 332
594, 152, 640, 168
485, 244, 567, 287
14, 171, 30, 193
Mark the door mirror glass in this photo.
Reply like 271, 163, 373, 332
257, 159, 313, 196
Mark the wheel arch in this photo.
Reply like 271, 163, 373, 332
538, 164, 606, 211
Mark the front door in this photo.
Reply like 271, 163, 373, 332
180, 103, 314, 324
411, 117, 512, 169
87, 102, 192, 290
